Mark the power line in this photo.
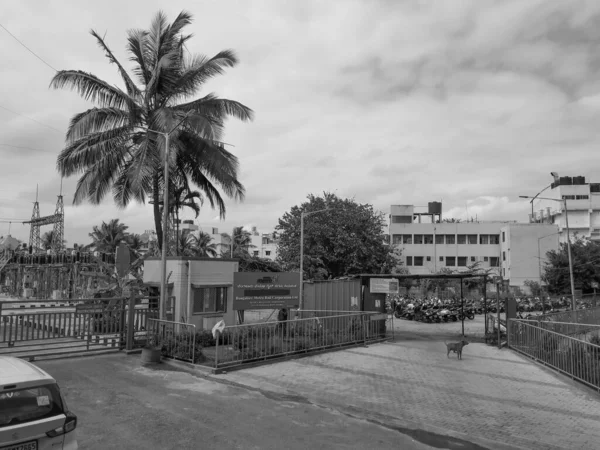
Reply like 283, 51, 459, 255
0, 143, 48, 152
0, 104, 62, 134
0, 22, 57, 72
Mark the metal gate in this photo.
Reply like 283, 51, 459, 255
0, 296, 158, 361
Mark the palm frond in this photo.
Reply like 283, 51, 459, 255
66, 107, 130, 144
72, 155, 122, 206
90, 30, 141, 97
169, 50, 238, 99
127, 29, 151, 86
50, 70, 135, 110
57, 126, 132, 176
176, 92, 254, 122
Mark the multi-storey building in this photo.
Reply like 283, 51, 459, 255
250, 228, 279, 261
389, 203, 559, 289
531, 175, 600, 244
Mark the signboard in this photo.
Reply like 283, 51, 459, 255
369, 278, 399, 294
591, 281, 599, 289
233, 272, 300, 310
115, 242, 131, 278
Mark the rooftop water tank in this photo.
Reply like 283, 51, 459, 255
573, 176, 586, 185
428, 201, 442, 215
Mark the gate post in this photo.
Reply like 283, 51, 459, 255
126, 292, 136, 351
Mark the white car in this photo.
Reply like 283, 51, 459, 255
0, 357, 78, 450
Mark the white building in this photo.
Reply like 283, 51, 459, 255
249, 228, 279, 261
389, 203, 559, 289
531, 175, 600, 244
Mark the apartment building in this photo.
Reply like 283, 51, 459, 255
531, 175, 600, 244
389, 203, 559, 288
250, 229, 279, 261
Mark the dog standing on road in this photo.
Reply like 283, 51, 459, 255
445, 340, 469, 359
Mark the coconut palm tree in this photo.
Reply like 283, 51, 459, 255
220, 226, 255, 257
195, 231, 218, 257
89, 219, 129, 253
50, 10, 253, 251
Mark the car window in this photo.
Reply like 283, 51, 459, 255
0, 384, 64, 428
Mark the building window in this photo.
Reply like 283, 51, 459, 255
502, 251, 506, 261
503, 268, 506, 277
502, 232, 505, 242
576, 195, 589, 200
457, 235, 466, 244
489, 235, 500, 245
470, 256, 476, 262
193, 287, 227, 314
403, 235, 412, 244
446, 257, 455, 266
266, 251, 271, 256
414, 235, 424, 244
562, 195, 575, 200
406, 256, 412, 266
439, 256, 444, 261
435, 234, 444, 244
424, 235, 433, 244
468, 235, 477, 244
490, 257, 499, 267
426, 256, 431, 262
480, 235, 489, 245
484, 256, 489, 262
445, 235, 455, 244
253, 251, 259, 256
392, 234, 402, 245
414, 256, 424, 266
457, 257, 467, 266
392, 215, 412, 223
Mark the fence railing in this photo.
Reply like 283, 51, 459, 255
148, 318, 197, 363
508, 319, 600, 392
537, 306, 600, 325
212, 311, 388, 370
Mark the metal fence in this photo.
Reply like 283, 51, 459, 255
211, 311, 388, 370
508, 319, 600, 392
147, 318, 197, 363
537, 306, 600, 325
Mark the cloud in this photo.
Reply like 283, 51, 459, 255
3, 0, 600, 247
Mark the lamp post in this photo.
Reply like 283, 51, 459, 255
520, 195, 576, 311
528, 184, 552, 223
299, 208, 330, 311
145, 113, 192, 320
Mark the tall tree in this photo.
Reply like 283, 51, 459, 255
276, 192, 398, 280
542, 236, 600, 294
50, 10, 253, 250
89, 219, 129, 253
195, 231, 218, 257
220, 226, 255, 257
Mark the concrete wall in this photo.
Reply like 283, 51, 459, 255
500, 224, 559, 287
143, 257, 238, 331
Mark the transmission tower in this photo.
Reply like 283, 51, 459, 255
28, 185, 41, 251
23, 183, 66, 253
51, 193, 65, 252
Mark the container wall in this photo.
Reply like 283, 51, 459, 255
303, 279, 361, 316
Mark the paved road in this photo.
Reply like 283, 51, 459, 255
37, 355, 433, 450
218, 339, 600, 450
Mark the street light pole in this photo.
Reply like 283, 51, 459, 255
520, 194, 576, 311
563, 199, 577, 311
299, 208, 330, 311
529, 184, 552, 223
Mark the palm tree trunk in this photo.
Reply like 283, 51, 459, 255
153, 175, 163, 251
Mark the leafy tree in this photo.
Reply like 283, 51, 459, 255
542, 237, 600, 294
276, 192, 398, 280
195, 231, 218, 257
237, 254, 282, 272
524, 280, 543, 297
89, 219, 129, 253
41, 231, 67, 250
51, 10, 252, 251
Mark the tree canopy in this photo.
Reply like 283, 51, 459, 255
542, 236, 600, 294
275, 192, 401, 280
50, 10, 253, 250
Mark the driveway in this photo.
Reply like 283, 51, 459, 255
36, 355, 432, 450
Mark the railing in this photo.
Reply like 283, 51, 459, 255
537, 306, 600, 325
508, 319, 600, 392
148, 318, 197, 363
212, 311, 388, 370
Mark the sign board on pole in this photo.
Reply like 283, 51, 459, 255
233, 272, 299, 310
591, 281, 599, 289
369, 278, 399, 294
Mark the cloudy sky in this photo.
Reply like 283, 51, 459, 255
2, 0, 600, 246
